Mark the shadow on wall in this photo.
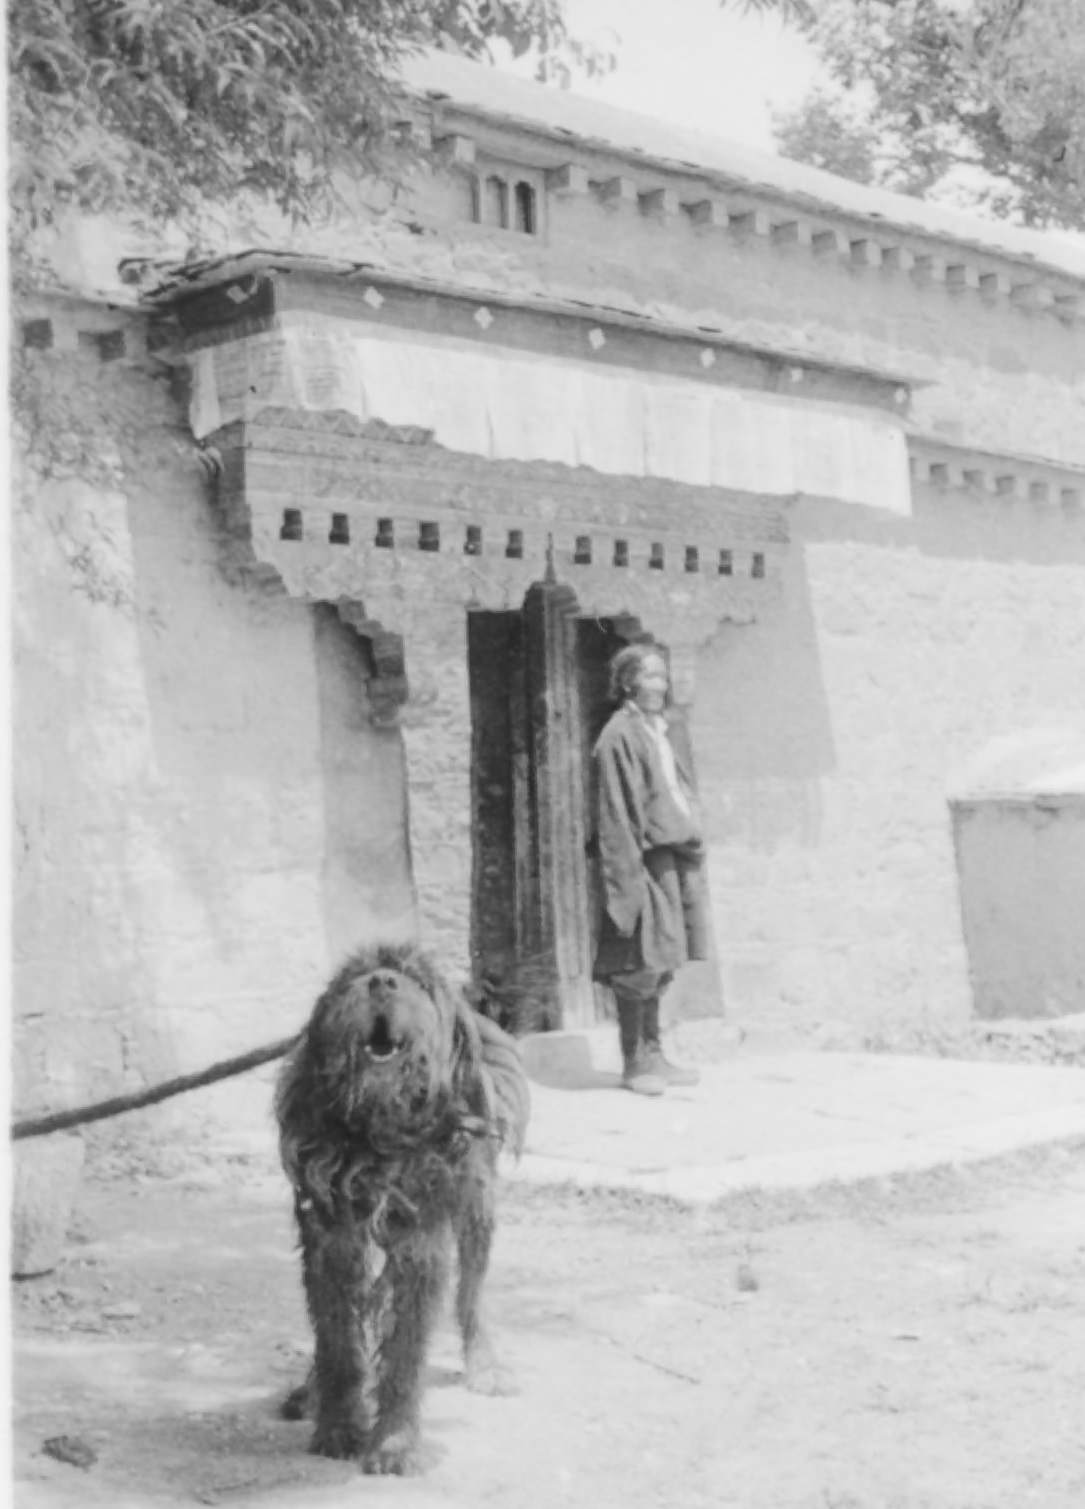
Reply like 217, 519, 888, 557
312, 605, 415, 961
694, 543, 836, 851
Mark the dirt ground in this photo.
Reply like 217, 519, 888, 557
12, 1139, 1085, 1509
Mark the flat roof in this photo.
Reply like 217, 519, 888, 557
402, 50, 1085, 285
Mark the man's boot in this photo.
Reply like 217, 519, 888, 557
615, 996, 665, 1096
641, 998, 700, 1087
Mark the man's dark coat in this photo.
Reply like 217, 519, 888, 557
591, 703, 710, 981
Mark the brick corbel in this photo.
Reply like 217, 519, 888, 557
598, 176, 637, 205
686, 199, 727, 228
434, 133, 476, 168
547, 163, 590, 195
729, 207, 773, 239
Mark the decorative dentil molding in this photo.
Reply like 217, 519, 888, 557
909, 437, 1084, 506
212, 413, 781, 668
435, 120, 1082, 327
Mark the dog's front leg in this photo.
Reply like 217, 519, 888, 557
302, 1214, 386, 1462
361, 1234, 450, 1476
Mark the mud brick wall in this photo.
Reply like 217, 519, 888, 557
408, 112, 1083, 469
694, 489, 1085, 1043
13, 84, 1085, 1134
396, 116, 1085, 1042
39, 104, 1082, 475
12, 313, 415, 1145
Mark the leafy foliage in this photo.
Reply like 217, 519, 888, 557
9, 0, 611, 239
772, 89, 879, 185
759, 0, 1085, 228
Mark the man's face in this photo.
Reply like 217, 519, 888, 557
632, 653, 669, 715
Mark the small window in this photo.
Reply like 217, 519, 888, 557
469, 166, 542, 235
514, 181, 537, 234
484, 175, 509, 230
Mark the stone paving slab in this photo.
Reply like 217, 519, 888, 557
511, 1031, 1085, 1204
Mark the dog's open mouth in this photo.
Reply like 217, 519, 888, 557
364, 1012, 405, 1062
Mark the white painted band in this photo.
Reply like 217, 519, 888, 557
189, 318, 912, 516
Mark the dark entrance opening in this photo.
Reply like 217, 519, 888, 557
467, 588, 645, 1035
467, 606, 534, 1027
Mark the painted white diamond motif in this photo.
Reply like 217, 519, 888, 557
362, 286, 384, 309
700, 348, 716, 369
588, 327, 606, 350
475, 306, 494, 330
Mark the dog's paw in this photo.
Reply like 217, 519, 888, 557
309, 1421, 370, 1461
360, 1429, 434, 1476
464, 1352, 518, 1397
281, 1382, 312, 1421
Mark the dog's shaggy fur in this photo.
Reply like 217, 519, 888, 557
275, 942, 530, 1475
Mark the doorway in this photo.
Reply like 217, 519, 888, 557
467, 582, 644, 1035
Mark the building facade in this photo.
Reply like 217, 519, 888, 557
13, 53, 1085, 1139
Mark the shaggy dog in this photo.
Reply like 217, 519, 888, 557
275, 943, 530, 1475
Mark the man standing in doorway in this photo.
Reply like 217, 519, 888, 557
592, 642, 708, 1096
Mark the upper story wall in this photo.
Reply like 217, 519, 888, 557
22, 52, 1084, 476
395, 54, 1084, 471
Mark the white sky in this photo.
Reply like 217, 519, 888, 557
502, 0, 823, 153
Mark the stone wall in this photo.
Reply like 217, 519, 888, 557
12, 322, 415, 1146
695, 486, 1085, 1042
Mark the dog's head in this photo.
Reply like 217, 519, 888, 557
306, 951, 454, 1117
275, 943, 497, 1198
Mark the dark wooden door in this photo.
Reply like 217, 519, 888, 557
468, 587, 636, 1031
